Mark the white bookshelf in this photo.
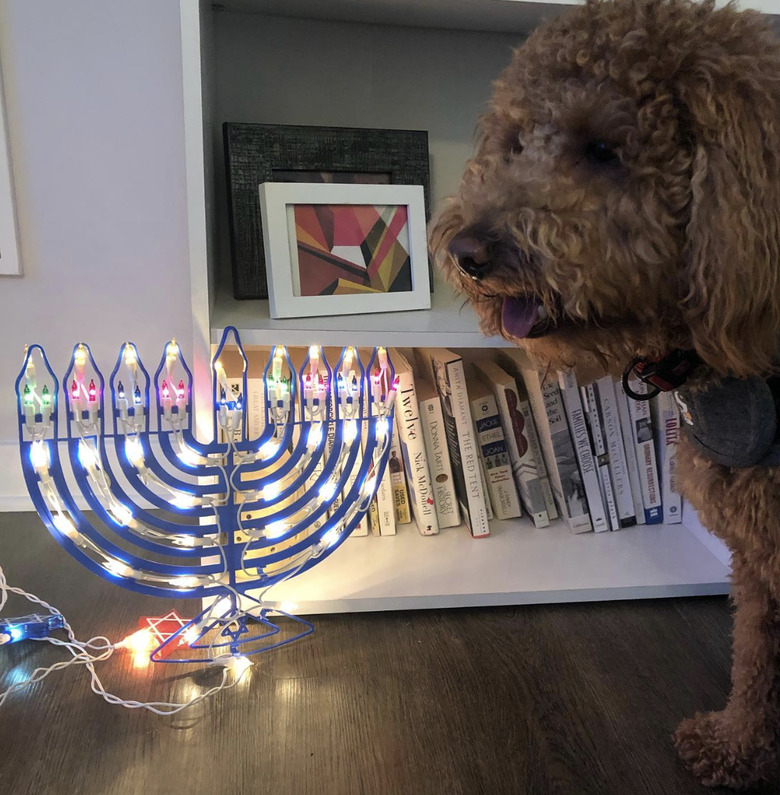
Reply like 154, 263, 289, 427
185, 0, 742, 612
213, 277, 511, 348
270, 514, 730, 615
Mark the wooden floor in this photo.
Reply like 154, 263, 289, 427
0, 512, 773, 794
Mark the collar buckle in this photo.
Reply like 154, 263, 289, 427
622, 349, 701, 401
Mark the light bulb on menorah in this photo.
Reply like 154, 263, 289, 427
15, 327, 396, 663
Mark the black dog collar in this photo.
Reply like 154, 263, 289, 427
622, 349, 701, 401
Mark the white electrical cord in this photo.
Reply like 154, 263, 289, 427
0, 561, 251, 714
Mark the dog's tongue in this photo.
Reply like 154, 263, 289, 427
502, 296, 542, 338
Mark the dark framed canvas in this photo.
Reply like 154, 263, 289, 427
224, 123, 431, 299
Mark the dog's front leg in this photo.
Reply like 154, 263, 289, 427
675, 554, 780, 788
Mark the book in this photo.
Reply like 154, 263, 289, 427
392, 350, 439, 536
625, 375, 663, 524
417, 376, 460, 528
362, 418, 397, 536
388, 428, 411, 525
474, 359, 554, 528
415, 348, 490, 538
558, 370, 609, 533
496, 350, 592, 533
652, 391, 682, 524
467, 378, 522, 520
614, 379, 647, 525
595, 376, 637, 528
582, 382, 620, 531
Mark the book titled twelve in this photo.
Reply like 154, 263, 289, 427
392, 350, 439, 536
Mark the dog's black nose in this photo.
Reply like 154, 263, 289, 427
448, 232, 494, 280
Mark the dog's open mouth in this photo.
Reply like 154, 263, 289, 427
501, 295, 557, 339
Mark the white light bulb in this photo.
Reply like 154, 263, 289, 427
109, 503, 133, 526
52, 513, 78, 540
258, 438, 279, 458
177, 446, 201, 466
279, 600, 299, 613
171, 493, 198, 510
78, 440, 99, 469
307, 425, 323, 448
375, 417, 389, 439
343, 420, 358, 445
174, 535, 198, 547
322, 528, 341, 548
171, 575, 199, 590
105, 559, 135, 578
262, 481, 281, 502
30, 441, 49, 470
125, 437, 145, 467
362, 474, 378, 496
318, 479, 338, 502
228, 655, 252, 678
264, 520, 287, 539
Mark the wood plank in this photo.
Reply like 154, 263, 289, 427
0, 511, 774, 794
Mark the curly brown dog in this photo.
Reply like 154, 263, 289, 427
429, 0, 780, 789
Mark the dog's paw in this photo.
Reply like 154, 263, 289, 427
674, 711, 777, 790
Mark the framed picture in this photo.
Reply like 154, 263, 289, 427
259, 182, 431, 319
224, 123, 430, 299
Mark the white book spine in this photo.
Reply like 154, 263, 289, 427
596, 377, 636, 527
245, 377, 265, 441
615, 380, 646, 524
583, 383, 620, 531
419, 393, 460, 528
376, 464, 397, 535
362, 419, 396, 536
518, 367, 592, 533
558, 371, 609, 533
470, 391, 522, 520
476, 364, 550, 527
626, 377, 663, 524
388, 429, 411, 524
518, 396, 558, 522
448, 359, 490, 537
396, 370, 439, 536
652, 392, 682, 524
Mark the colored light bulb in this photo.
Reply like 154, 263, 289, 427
177, 380, 185, 400
117, 380, 125, 399
220, 387, 226, 404
41, 385, 51, 406
23, 384, 33, 406
88, 380, 97, 401
133, 385, 142, 404
71, 380, 78, 400
161, 380, 170, 400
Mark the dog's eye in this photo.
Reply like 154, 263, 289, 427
585, 140, 618, 165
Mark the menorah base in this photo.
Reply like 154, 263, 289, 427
150, 594, 315, 664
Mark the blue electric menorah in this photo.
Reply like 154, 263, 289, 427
15, 327, 396, 663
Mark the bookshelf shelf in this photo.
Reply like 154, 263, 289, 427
269, 512, 730, 615
211, 279, 512, 348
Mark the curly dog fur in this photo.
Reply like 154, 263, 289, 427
430, 0, 780, 788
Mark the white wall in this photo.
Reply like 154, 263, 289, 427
211, 11, 521, 291
0, 1, 195, 508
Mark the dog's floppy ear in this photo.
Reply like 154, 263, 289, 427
679, 38, 780, 378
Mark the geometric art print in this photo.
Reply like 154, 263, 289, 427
291, 203, 413, 297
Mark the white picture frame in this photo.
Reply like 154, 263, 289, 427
259, 182, 431, 319
0, 55, 21, 277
